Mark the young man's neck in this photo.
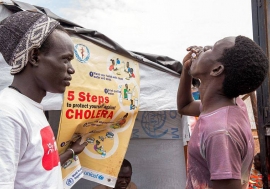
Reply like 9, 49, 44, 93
199, 81, 235, 114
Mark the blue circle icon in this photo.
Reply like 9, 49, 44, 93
74, 44, 90, 63
141, 111, 168, 138
66, 178, 74, 186
98, 175, 104, 180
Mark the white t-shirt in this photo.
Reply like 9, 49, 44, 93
0, 88, 63, 189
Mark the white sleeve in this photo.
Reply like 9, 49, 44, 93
0, 110, 27, 188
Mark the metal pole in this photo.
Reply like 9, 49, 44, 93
251, 0, 270, 188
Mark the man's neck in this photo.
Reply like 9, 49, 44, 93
12, 76, 46, 103
199, 81, 235, 114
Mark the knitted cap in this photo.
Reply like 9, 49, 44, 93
0, 11, 60, 74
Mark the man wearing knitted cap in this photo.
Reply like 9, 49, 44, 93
0, 11, 87, 188
177, 36, 268, 189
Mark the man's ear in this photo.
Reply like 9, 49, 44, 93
210, 64, 224, 76
28, 48, 39, 67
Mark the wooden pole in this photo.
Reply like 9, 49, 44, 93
249, 92, 259, 134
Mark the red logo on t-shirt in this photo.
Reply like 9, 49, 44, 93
40, 126, 60, 170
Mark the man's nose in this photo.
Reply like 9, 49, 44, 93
67, 66, 75, 74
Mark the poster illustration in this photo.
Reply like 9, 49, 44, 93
57, 36, 140, 188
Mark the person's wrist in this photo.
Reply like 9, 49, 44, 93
182, 66, 191, 76
183, 67, 190, 73
183, 62, 191, 70
67, 148, 76, 160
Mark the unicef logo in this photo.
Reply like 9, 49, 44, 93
74, 44, 90, 63
98, 175, 104, 180
84, 171, 104, 181
66, 178, 74, 186
141, 111, 168, 138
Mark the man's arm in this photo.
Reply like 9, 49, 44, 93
212, 179, 241, 189
60, 137, 87, 165
177, 48, 201, 116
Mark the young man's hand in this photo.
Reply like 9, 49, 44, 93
60, 137, 88, 165
70, 137, 88, 155
177, 46, 203, 117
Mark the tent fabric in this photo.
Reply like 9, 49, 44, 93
131, 110, 186, 139
0, 3, 13, 20
132, 51, 182, 74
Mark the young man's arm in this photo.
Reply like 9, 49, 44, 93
60, 137, 87, 165
177, 49, 201, 116
212, 179, 241, 189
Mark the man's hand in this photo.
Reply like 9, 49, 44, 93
60, 137, 88, 166
182, 49, 193, 70
177, 46, 203, 116
70, 137, 88, 155
182, 46, 205, 72
182, 45, 212, 75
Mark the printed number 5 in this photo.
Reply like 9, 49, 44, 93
67, 91, 74, 101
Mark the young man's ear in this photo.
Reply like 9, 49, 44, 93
210, 64, 224, 76
28, 48, 39, 66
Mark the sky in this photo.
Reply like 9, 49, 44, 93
20, 0, 253, 62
